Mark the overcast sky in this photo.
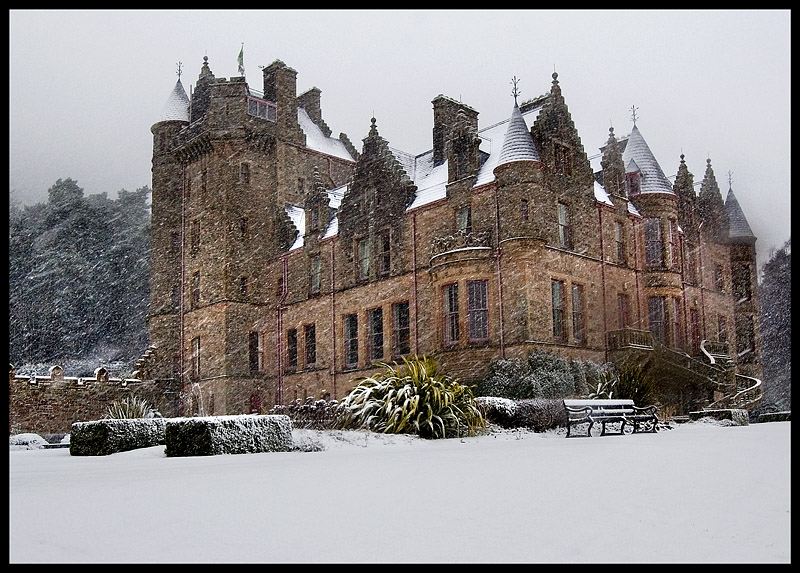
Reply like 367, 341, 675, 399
9, 9, 790, 271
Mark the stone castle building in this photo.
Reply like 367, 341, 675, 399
145, 55, 763, 418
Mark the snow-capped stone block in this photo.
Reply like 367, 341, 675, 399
688, 409, 749, 426
70, 418, 167, 456
164, 414, 293, 457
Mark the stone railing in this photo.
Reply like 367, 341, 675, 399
431, 229, 491, 257
606, 327, 654, 351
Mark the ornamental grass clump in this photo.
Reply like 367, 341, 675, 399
336, 355, 485, 439
107, 395, 155, 419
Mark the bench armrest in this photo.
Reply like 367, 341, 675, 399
565, 405, 593, 415
631, 405, 658, 415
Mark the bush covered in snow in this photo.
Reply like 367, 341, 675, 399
588, 363, 657, 406
70, 418, 167, 456
336, 355, 485, 439
477, 351, 613, 401
475, 397, 567, 432
9, 433, 50, 450
164, 415, 293, 457
270, 398, 342, 430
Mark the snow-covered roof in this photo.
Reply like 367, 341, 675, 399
474, 105, 543, 187
297, 108, 355, 162
159, 79, 190, 122
621, 125, 674, 194
725, 187, 755, 239
286, 204, 305, 250
496, 103, 541, 167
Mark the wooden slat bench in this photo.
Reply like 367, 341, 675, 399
563, 399, 659, 438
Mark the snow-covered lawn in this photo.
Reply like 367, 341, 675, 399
9, 420, 790, 563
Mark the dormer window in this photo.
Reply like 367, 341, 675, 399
626, 172, 641, 196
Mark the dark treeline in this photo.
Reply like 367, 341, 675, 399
757, 238, 791, 411
9, 178, 151, 372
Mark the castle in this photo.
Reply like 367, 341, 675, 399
145, 55, 763, 418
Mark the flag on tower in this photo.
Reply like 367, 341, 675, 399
237, 44, 244, 76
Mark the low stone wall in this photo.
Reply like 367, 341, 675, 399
688, 408, 749, 425
9, 364, 181, 435
757, 411, 791, 423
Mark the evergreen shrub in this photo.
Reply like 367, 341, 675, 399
335, 355, 485, 439
70, 418, 166, 456
164, 415, 293, 457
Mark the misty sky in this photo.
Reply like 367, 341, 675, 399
9, 9, 790, 272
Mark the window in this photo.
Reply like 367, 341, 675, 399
552, 279, 567, 342
669, 220, 680, 270
357, 238, 371, 280
733, 264, 752, 301
171, 284, 180, 308
626, 172, 641, 196
557, 202, 572, 249
648, 297, 666, 344
191, 272, 200, 308
736, 316, 755, 356
239, 276, 248, 296
615, 221, 626, 264
393, 301, 411, 357
714, 264, 725, 292
690, 308, 701, 356
249, 331, 264, 372
304, 324, 316, 367
718, 315, 727, 343
310, 255, 321, 295
344, 314, 358, 368
685, 247, 699, 285
553, 142, 572, 175
190, 219, 200, 255
443, 283, 459, 345
456, 206, 472, 235
618, 293, 631, 329
240, 163, 250, 185
240, 217, 248, 239
191, 337, 200, 381
286, 328, 298, 372
644, 218, 663, 266
571, 283, 585, 344
378, 231, 391, 277
249, 393, 262, 414
672, 298, 682, 349
467, 280, 489, 342
368, 307, 384, 362
521, 199, 529, 221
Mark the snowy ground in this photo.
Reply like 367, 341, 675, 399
9, 420, 791, 563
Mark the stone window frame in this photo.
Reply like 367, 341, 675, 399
551, 279, 567, 342
367, 307, 384, 363
557, 202, 572, 250
343, 313, 359, 370
286, 328, 298, 373
467, 280, 489, 343
309, 255, 321, 295
356, 237, 371, 282
392, 301, 411, 358
644, 217, 663, 267
614, 220, 626, 265
304, 323, 316, 368
456, 205, 472, 235
617, 292, 631, 329
248, 331, 264, 373
571, 282, 586, 345
377, 230, 391, 278
442, 283, 460, 346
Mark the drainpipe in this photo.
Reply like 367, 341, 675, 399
179, 164, 187, 411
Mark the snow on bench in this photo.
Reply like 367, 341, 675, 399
563, 399, 658, 438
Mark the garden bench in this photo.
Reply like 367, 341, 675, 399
563, 399, 658, 437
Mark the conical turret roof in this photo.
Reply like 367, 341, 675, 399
159, 78, 190, 122
725, 186, 755, 240
497, 103, 540, 166
622, 125, 673, 194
